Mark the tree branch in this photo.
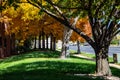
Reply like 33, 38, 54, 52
27, 0, 41, 9
71, 27, 95, 48
45, 0, 86, 10
27, 0, 95, 48
112, 24, 120, 37
45, 0, 68, 21
94, 0, 107, 17
88, 0, 93, 25
27, 0, 64, 23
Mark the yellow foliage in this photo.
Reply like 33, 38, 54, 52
2, 3, 41, 42
2, 2, 92, 44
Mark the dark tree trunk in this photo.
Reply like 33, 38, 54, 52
38, 34, 41, 49
50, 34, 53, 50
34, 36, 37, 49
53, 37, 56, 51
42, 32, 45, 49
95, 46, 112, 76
11, 34, 16, 55
46, 35, 49, 49
77, 40, 81, 54
0, 22, 7, 58
1, 37, 5, 58
61, 27, 73, 58
6, 36, 11, 57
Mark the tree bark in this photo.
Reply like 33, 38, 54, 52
95, 47, 112, 76
46, 35, 49, 49
11, 34, 16, 55
6, 36, 11, 57
38, 34, 41, 49
50, 34, 53, 50
0, 22, 5, 58
61, 27, 73, 58
34, 36, 37, 49
53, 37, 56, 51
42, 32, 45, 49
77, 40, 81, 54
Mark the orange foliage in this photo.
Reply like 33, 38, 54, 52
39, 14, 64, 40
39, 15, 92, 42
2, 3, 91, 44
70, 17, 92, 42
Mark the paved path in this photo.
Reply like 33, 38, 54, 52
73, 54, 120, 80
73, 54, 120, 69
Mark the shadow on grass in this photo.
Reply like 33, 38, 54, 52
111, 67, 120, 77
0, 50, 60, 63
71, 56, 120, 78
0, 51, 119, 80
0, 60, 104, 80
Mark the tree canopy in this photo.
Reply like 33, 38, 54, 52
2, 0, 120, 76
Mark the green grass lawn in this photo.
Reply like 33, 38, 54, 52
70, 51, 113, 63
0, 50, 119, 80
80, 53, 113, 62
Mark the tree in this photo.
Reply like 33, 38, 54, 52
2, 3, 41, 52
70, 16, 92, 54
39, 14, 72, 58
7, 0, 120, 76
40, 15, 91, 57
38, 14, 64, 50
25, 0, 120, 76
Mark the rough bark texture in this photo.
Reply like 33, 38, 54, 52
6, 36, 11, 56
38, 34, 41, 49
77, 40, 81, 54
61, 27, 73, 58
42, 32, 45, 49
46, 35, 49, 49
95, 47, 112, 76
11, 34, 16, 55
53, 37, 56, 51
50, 34, 53, 50
34, 37, 36, 49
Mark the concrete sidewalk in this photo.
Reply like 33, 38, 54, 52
73, 54, 120, 69
73, 54, 120, 80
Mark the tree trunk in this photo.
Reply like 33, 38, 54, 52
61, 27, 73, 58
34, 36, 36, 49
50, 34, 53, 50
53, 37, 56, 51
95, 47, 112, 76
42, 33, 45, 49
6, 36, 11, 57
38, 34, 41, 49
11, 34, 16, 55
46, 35, 49, 49
77, 40, 81, 54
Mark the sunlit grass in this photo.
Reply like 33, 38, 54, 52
0, 50, 119, 80
70, 51, 113, 63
